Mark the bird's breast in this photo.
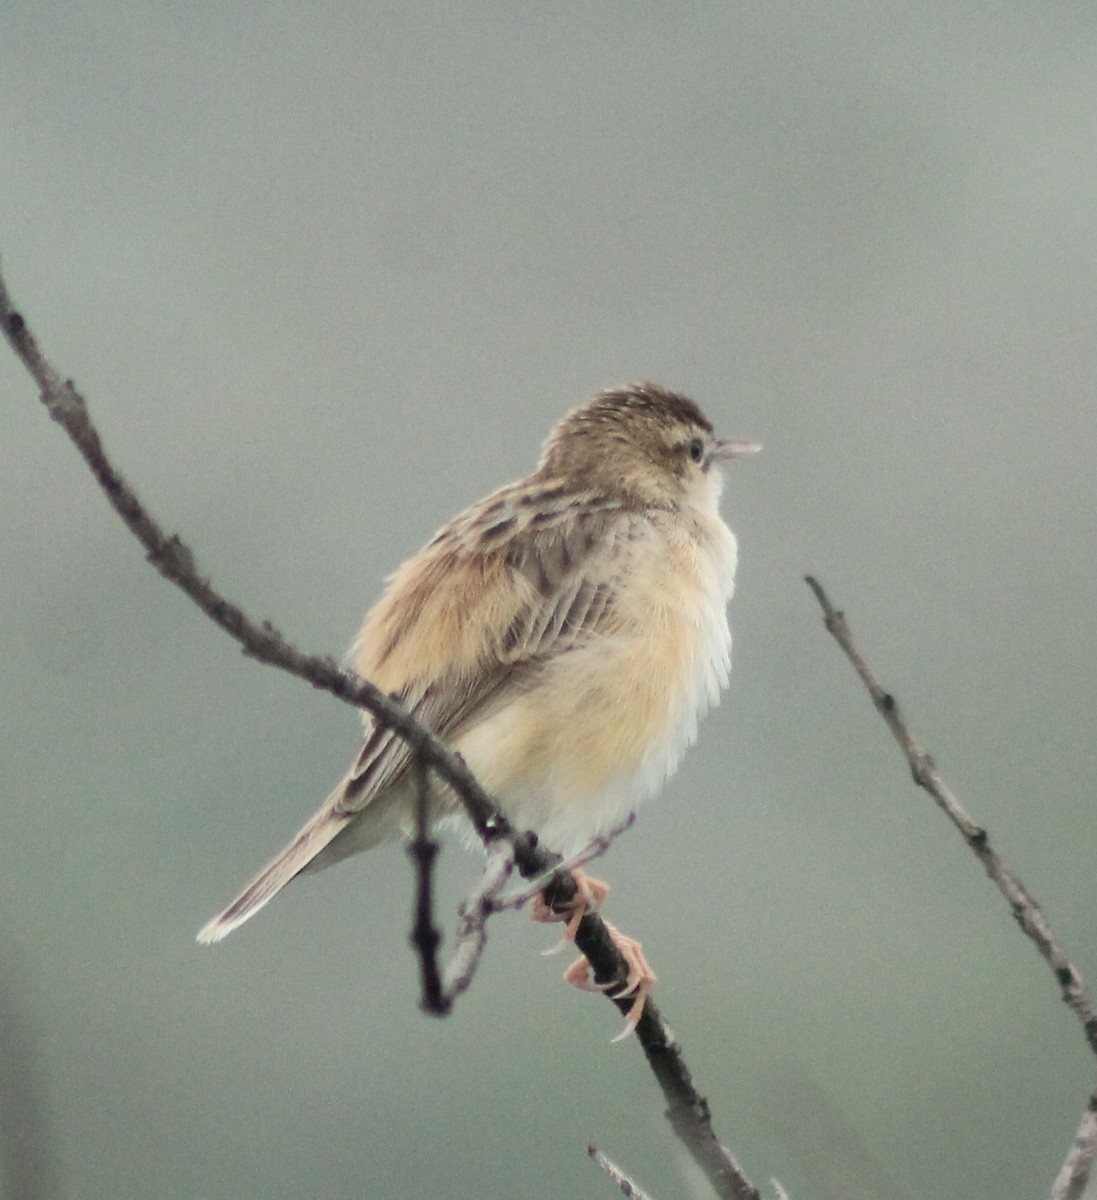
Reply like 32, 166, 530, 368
454, 509, 737, 851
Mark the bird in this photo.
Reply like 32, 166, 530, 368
198, 382, 758, 1028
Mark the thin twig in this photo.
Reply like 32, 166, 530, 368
408, 752, 448, 1015
1052, 1095, 1097, 1200
588, 1145, 656, 1200
627, 996, 760, 1200
443, 842, 516, 999
495, 813, 637, 913
805, 574, 1097, 1200
0, 263, 763, 1200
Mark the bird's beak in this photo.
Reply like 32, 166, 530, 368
711, 437, 762, 462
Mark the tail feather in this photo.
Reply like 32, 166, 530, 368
196, 800, 353, 944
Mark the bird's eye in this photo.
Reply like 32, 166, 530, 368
686, 437, 705, 464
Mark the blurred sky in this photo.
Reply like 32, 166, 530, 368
2, 4, 1097, 1199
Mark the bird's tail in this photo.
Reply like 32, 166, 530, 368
196, 793, 354, 945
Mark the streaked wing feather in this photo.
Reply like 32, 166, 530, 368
334, 503, 633, 818
499, 507, 627, 661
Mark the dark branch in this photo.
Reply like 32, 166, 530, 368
806, 574, 1097, 1199
408, 753, 448, 1015
630, 1001, 761, 1200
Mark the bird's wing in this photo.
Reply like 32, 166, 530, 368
333, 498, 635, 816
196, 498, 638, 942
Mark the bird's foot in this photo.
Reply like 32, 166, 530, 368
529, 868, 608, 944
530, 870, 654, 1040
563, 923, 656, 1041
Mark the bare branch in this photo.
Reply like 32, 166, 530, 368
627, 997, 761, 1200
408, 753, 448, 1015
805, 575, 1097, 1198
588, 1145, 657, 1200
443, 842, 516, 1000
1051, 1094, 1097, 1200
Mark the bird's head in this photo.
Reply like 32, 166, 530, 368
537, 382, 759, 510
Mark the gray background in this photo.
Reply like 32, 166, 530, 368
2, 4, 1096, 1199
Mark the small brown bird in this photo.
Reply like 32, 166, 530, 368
198, 383, 758, 1026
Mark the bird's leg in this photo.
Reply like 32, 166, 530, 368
530, 869, 656, 1039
